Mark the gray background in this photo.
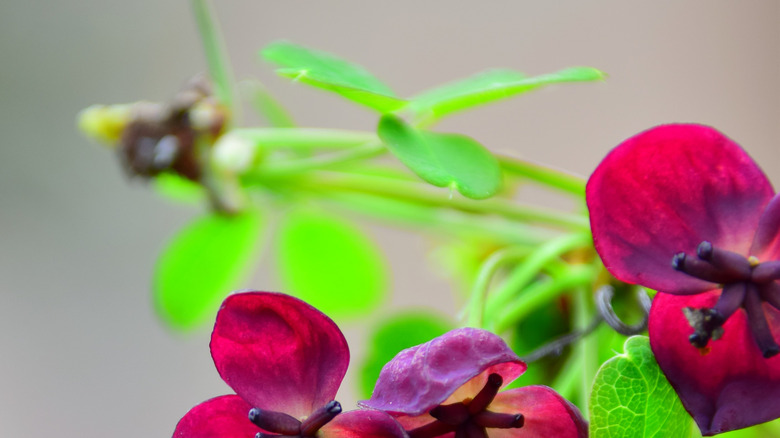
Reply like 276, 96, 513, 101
1, 1, 778, 437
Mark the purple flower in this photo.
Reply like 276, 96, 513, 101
361, 328, 587, 438
173, 291, 407, 438
586, 124, 780, 435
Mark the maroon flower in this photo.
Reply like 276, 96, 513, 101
173, 291, 407, 438
587, 124, 780, 435
360, 328, 587, 438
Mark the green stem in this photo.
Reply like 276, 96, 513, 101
466, 247, 530, 329
286, 172, 590, 231
191, 0, 235, 117
550, 353, 582, 402
498, 154, 586, 196
493, 264, 595, 333
573, 285, 598, 413
261, 142, 386, 175
234, 128, 377, 150
484, 232, 592, 320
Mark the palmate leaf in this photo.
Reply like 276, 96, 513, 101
154, 211, 263, 330
377, 115, 502, 199
276, 209, 387, 317
410, 67, 606, 122
261, 41, 407, 113
590, 336, 692, 438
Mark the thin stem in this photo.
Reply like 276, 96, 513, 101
493, 264, 596, 333
191, 0, 235, 118
484, 232, 593, 320
285, 172, 590, 231
261, 142, 386, 175
234, 128, 377, 150
498, 154, 586, 196
550, 353, 582, 402
573, 285, 598, 413
240, 80, 296, 127
466, 247, 530, 329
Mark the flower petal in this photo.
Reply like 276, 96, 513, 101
319, 410, 409, 438
649, 292, 780, 435
751, 194, 780, 260
487, 386, 588, 438
210, 292, 349, 419
172, 395, 257, 438
587, 124, 773, 294
361, 328, 526, 415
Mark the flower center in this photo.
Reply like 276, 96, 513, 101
672, 241, 780, 358
247, 400, 341, 438
407, 373, 524, 438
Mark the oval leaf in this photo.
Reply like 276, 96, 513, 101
410, 67, 606, 122
276, 209, 387, 317
154, 211, 263, 330
358, 311, 453, 398
377, 115, 502, 199
261, 41, 406, 113
590, 336, 692, 438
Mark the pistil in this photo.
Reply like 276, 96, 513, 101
248, 401, 341, 438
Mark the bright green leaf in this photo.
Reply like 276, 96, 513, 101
377, 115, 502, 199
153, 173, 205, 204
261, 41, 406, 113
590, 336, 692, 438
154, 211, 263, 330
359, 311, 452, 398
410, 67, 606, 122
276, 209, 387, 317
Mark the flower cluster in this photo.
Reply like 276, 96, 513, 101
173, 292, 586, 438
587, 124, 780, 435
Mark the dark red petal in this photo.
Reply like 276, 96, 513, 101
360, 328, 526, 415
210, 292, 349, 419
487, 387, 587, 438
649, 292, 780, 435
172, 395, 257, 438
319, 410, 409, 438
751, 194, 780, 260
587, 124, 773, 294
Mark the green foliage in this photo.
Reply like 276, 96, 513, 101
590, 336, 692, 438
410, 67, 606, 122
153, 173, 205, 204
276, 209, 387, 317
377, 115, 502, 199
261, 41, 406, 113
358, 311, 453, 398
154, 211, 263, 330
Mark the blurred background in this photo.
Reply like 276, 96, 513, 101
1, 1, 778, 436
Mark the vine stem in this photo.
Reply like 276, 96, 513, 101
191, 0, 236, 118
573, 285, 598, 413
497, 154, 586, 196
466, 247, 530, 329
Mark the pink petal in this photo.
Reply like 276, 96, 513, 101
587, 124, 773, 294
487, 387, 587, 438
751, 194, 780, 260
319, 410, 409, 438
172, 395, 257, 438
210, 292, 349, 419
649, 292, 780, 435
361, 328, 526, 415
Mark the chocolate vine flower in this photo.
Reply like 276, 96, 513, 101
587, 124, 780, 435
173, 291, 407, 438
360, 328, 587, 438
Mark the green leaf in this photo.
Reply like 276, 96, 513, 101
410, 67, 606, 122
276, 209, 387, 317
154, 211, 263, 330
359, 311, 452, 398
153, 173, 205, 204
261, 41, 406, 113
590, 336, 692, 438
377, 115, 502, 199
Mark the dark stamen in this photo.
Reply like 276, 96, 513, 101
760, 282, 780, 312
671, 252, 735, 284
458, 422, 487, 438
696, 241, 752, 279
744, 285, 780, 358
683, 307, 723, 348
713, 283, 747, 321
408, 420, 455, 438
430, 403, 470, 425
752, 261, 780, 284
248, 408, 301, 435
474, 411, 524, 429
299, 401, 341, 437
468, 373, 502, 414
